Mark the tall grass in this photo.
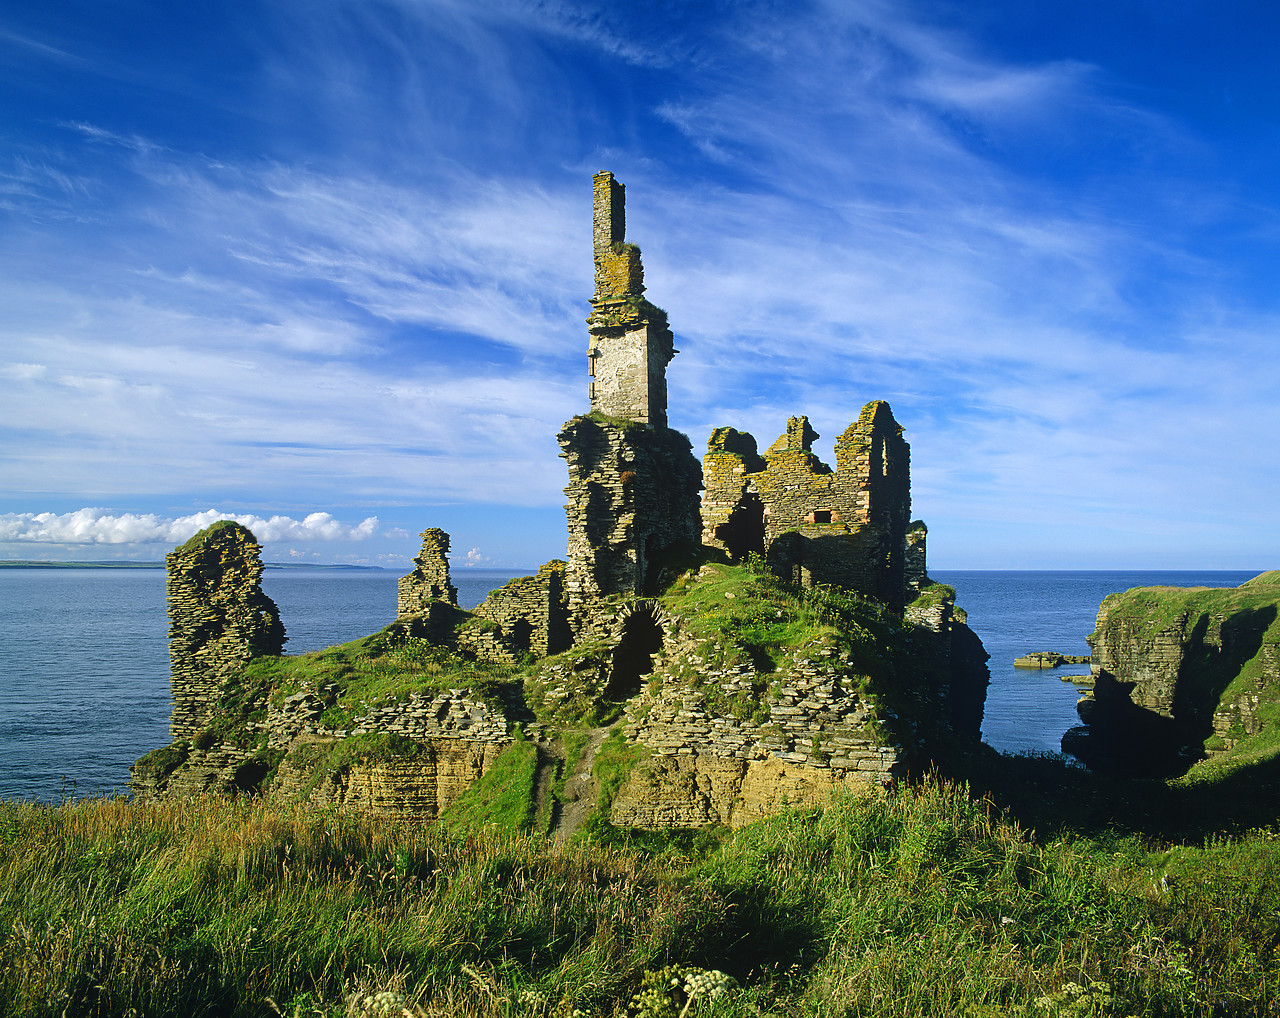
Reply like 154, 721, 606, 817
2, 781, 1276, 1017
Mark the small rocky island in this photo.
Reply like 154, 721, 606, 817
132, 173, 990, 830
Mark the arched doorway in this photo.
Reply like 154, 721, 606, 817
604, 604, 665, 701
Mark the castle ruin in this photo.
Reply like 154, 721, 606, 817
164, 521, 285, 740
137, 172, 987, 821
702, 402, 923, 609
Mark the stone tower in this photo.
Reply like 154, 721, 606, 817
165, 521, 285, 740
398, 527, 458, 615
559, 173, 701, 625
585, 171, 675, 428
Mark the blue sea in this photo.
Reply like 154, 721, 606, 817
0, 566, 1258, 802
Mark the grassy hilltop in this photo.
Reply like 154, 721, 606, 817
4, 564, 1280, 1016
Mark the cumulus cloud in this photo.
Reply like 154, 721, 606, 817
0, 509, 379, 546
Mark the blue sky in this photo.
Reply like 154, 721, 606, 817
2, 0, 1277, 570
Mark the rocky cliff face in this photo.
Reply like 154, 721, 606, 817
1065, 572, 1280, 774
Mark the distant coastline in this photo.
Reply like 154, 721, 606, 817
0, 560, 392, 571
0, 560, 535, 572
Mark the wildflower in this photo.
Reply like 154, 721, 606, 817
360, 989, 407, 1015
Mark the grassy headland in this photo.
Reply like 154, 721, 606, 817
2, 778, 1276, 1017
9, 563, 1280, 1015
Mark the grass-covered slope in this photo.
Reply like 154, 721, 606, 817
2, 783, 1276, 1017
157, 558, 970, 820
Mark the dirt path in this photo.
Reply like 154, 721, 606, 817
549, 726, 611, 844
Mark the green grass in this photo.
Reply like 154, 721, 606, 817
237, 624, 521, 737
438, 732, 540, 837
2, 781, 1277, 1017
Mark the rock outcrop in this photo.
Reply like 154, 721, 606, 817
1064, 572, 1280, 774
1014, 652, 1091, 669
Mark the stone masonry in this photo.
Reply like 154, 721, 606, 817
559, 417, 702, 621
702, 401, 915, 607
585, 171, 675, 429
471, 560, 573, 657
165, 521, 285, 740
398, 527, 458, 614
560, 173, 703, 634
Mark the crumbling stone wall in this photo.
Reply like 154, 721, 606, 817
585, 171, 674, 429
702, 402, 915, 606
905, 521, 928, 593
471, 560, 572, 657
165, 521, 285, 740
559, 416, 702, 631
398, 527, 458, 615
560, 174, 703, 633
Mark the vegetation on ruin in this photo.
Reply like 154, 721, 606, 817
235, 622, 522, 734
175, 517, 242, 553
3, 777, 1278, 1017
438, 732, 542, 838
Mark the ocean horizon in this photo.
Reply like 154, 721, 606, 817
0, 566, 1261, 802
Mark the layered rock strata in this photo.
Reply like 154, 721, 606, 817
164, 521, 285, 741
1065, 573, 1280, 773
272, 739, 507, 819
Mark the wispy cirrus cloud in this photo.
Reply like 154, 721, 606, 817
1, 0, 1276, 568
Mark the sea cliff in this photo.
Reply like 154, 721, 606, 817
1065, 571, 1280, 774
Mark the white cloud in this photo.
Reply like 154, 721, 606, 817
0, 509, 379, 546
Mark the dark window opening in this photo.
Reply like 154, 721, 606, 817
714, 493, 766, 560
605, 608, 664, 701
509, 618, 533, 652
812, 510, 832, 524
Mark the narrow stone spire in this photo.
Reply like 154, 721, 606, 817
585, 171, 671, 426
592, 170, 625, 255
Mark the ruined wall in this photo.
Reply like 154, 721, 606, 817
165, 521, 285, 741
585, 171, 674, 428
702, 402, 914, 606
559, 416, 702, 631
471, 560, 572, 657
398, 528, 458, 615
559, 172, 702, 631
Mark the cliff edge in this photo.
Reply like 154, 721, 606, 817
1064, 571, 1280, 775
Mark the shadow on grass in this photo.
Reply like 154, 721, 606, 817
951, 744, 1280, 842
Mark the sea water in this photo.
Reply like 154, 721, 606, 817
0, 567, 1258, 801
934, 570, 1255, 756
